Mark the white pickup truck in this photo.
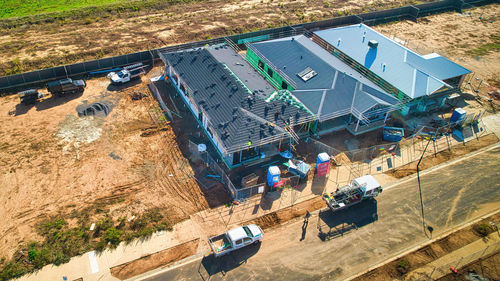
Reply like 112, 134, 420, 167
107, 63, 145, 84
323, 175, 382, 213
208, 225, 263, 257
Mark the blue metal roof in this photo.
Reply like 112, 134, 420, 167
314, 24, 471, 99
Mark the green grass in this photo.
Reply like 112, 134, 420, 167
0, 0, 127, 19
0, 208, 173, 281
0, 0, 201, 20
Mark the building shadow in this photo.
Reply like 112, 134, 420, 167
198, 242, 261, 280
317, 198, 378, 241
259, 189, 281, 211
311, 175, 328, 195
35, 91, 84, 112
151, 80, 236, 209
445, 95, 470, 108
364, 47, 378, 68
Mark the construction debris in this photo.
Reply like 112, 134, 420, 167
76, 102, 112, 117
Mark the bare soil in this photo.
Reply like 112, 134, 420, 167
352, 212, 500, 281
386, 134, 499, 179
249, 196, 325, 229
0, 76, 209, 259
0, 0, 429, 76
375, 4, 500, 91
110, 238, 200, 280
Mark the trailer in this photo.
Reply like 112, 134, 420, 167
18, 89, 41, 105
208, 225, 263, 257
107, 63, 146, 84
47, 78, 86, 96
284, 159, 311, 179
383, 126, 404, 142
323, 175, 382, 212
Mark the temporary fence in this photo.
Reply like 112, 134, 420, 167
147, 82, 173, 121
187, 138, 305, 201
235, 175, 300, 201
410, 240, 500, 280
0, 0, 494, 93
199, 151, 238, 200
308, 112, 489, 182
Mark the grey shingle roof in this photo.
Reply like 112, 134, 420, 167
161, 46, 312, 153
250, 37, 336, 89
291, 90, 324, 114
270, 73, 400, 121
207, 45, 274, 99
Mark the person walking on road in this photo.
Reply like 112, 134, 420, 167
300, 211, 311, 241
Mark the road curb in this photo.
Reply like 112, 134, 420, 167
344, 208, 500, 281
383, 141, 500, 191
127, 141, 500, 281
126, 251, 206, 281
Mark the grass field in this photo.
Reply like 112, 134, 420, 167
0, 0, 150, 19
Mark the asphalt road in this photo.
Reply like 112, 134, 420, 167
145, 145, 500, 281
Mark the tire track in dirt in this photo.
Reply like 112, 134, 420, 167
444, 185, 467, 228
87, 180, 145, 206
156, 129, 206, 211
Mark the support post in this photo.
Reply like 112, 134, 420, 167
417, 137, 432, 237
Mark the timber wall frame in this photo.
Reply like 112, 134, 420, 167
0, 0, 494, 94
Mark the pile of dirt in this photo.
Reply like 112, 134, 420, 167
352, 212, 500, 281
488, 89, 500, 101
252, 212, 281, 229
386, 134, 498, 178
110, 238, 200, 280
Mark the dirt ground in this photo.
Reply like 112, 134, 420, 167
0, 0, 428, 76
386, 133, 499, 178
353, 212, 500, 281
0, 75, 210, 259
248, 195, 325, 230
110, 238, 199, 280
375, 3, 500, 91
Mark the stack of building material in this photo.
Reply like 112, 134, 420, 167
241, 173, 259, 188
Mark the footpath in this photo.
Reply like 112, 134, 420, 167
18, 114, 500, 281
405, 232, 500, 280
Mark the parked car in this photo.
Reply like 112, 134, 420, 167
47, 78, 86, 96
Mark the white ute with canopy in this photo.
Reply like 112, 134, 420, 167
208, 225, 263, 257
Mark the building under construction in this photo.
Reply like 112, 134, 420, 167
158, 24, 470, 169
160, 45, 315, 168
310, 24, 471, 114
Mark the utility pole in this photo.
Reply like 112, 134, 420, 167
416, 136, 434, 238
